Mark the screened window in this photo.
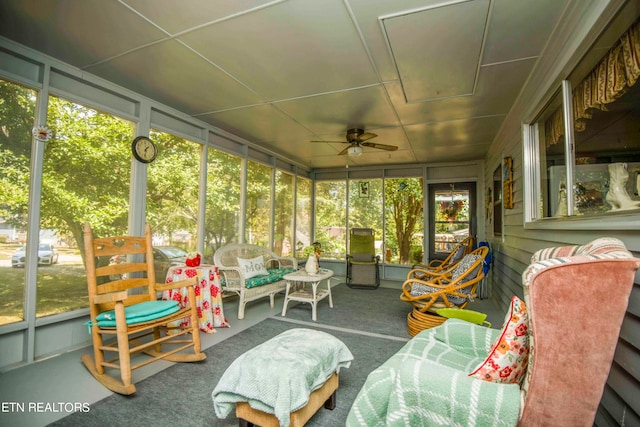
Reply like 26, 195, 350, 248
205, 147, 242, 256
384, 177, 424, 265
37, 96, 134, 318
148, 130, 200, 253
0, 79, 37, 325
295, 176, 312, 258
274, 170, 294, 257
315, 180, 347, 260
245, 161, 272, 246
348, 179, 383, 257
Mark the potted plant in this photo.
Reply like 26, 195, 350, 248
303, 242, 322, 274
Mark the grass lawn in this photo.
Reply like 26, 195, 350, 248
0, 264, 88, 325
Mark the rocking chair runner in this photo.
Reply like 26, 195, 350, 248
81, 223, 206, 395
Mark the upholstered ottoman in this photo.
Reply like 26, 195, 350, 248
212, 328, 353, 427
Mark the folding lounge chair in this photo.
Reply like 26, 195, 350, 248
346, 228, 380, 289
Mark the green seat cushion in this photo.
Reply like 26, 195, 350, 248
95, 300, 180, 327
245, 267, 297, 289
436, 307, 491, 327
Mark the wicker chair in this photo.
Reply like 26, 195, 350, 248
401, 246, 488, 335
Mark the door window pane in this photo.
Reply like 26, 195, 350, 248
433, 184, 471, 256
274, 170, 294, 256
315, 180, 346, 260
0, 79, 37, 325
205, 147, 241, 257
245, 161, 272, 246
384, 177, 424, 265
37, 96, 133, 318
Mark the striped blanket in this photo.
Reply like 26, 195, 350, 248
346, 319, 521, 427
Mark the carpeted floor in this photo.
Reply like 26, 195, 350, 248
277, 283, 413, 339
50, 284, 411, 426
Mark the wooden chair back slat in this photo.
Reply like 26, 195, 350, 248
96, 278, 152, 296
91, 236, 147, 257
95, 263, 149, 279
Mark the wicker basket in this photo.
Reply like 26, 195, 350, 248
407, 308, 447, 336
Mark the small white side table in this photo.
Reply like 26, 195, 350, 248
281, 269, 334, 321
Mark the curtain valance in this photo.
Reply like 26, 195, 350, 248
545, 19, 640, 147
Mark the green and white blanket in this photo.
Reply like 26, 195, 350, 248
347, 319, 521, 427
212, 328, 353, 427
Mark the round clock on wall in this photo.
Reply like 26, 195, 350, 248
131, 136, 157, 163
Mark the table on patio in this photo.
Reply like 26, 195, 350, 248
281, 268, 334, 321
162, 264, 229, 333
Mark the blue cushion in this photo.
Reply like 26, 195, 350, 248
95, 300, 180, 327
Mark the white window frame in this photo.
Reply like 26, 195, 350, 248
523, 80, 640, 231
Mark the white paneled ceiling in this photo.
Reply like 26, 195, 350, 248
0, 0, 570, 169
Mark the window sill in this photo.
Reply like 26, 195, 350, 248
525, 210, 640, 230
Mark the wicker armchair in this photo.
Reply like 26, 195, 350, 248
401, 246, 488, 335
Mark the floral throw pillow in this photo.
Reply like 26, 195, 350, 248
468, 295, 529, 384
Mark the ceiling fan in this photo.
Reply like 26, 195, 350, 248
311, 128, 398, 156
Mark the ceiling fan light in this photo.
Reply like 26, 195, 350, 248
348, 146, 363, 156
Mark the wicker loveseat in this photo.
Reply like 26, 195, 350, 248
213, 244, 297, 319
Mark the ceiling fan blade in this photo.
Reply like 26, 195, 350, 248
358, 132, 377, 142
361, 142, 398, 151
338, 146, 351, 155
310, 140, 350, 144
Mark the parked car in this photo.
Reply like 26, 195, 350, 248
153, 246, 188, 281
11, 243, 59, 267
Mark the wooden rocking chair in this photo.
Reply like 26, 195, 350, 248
81, 222, 206, 395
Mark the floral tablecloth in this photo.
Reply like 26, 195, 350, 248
163, 264, 229, 333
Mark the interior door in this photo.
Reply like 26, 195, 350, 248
428, 182, 476, 262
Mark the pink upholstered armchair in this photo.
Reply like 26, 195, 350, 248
519, 237, 639, 425
347, 237, 638, 426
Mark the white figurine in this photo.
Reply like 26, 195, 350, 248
606, 163, 640, 211
555, 183, 568, 217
